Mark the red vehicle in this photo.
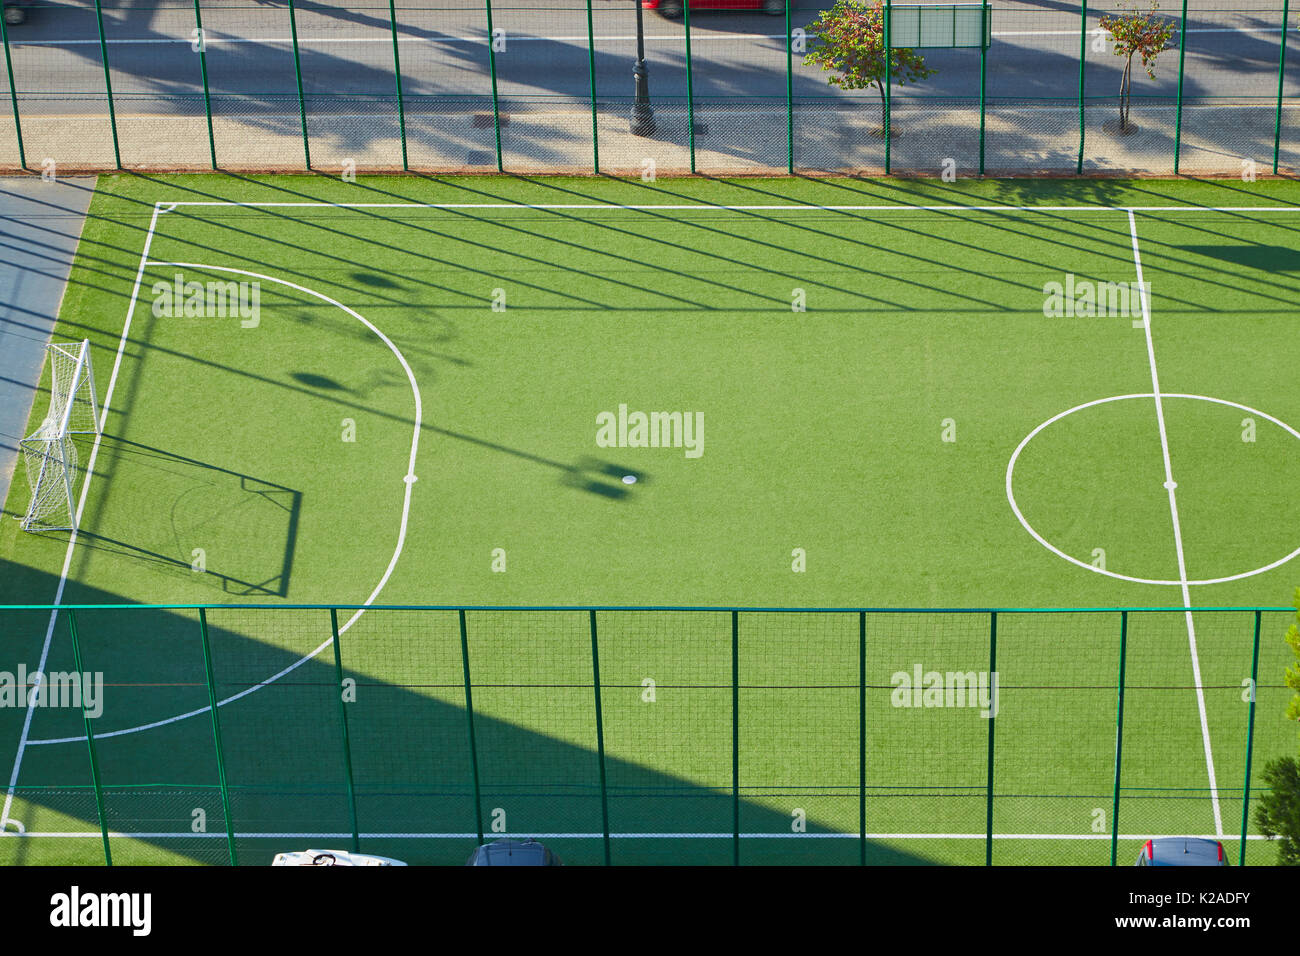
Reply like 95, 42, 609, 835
643, 0, 786, 18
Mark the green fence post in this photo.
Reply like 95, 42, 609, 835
198, 609, 238, 866
92, 0, 121, 169
586, 0, 599, 173
1109, 610, 1128, 866
786, 0, 794, 174
0, 3, 27, 169
984, 611, 997, 866
1173, 0, 1189, 174
884, 0, 892, 173
192, 0, 216, 169
287, 0, 311, 169
684, 0, 696, 173
66, 610, 112, 865
978, 0, 988, 175
329, 609, 361, 853
1077, 0, 1087, 173
1274, 0, 1291, 174
388, 0, 408, 171
858, 610, 866, 866
192, 3, 217, 169
1239, 610, 1262, 867
484, 0, 503, 172
589, 610, 612, 865
458, 610, 485, 843
731, 609, 739, 866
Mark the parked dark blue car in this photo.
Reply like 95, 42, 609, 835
467, 839, 562, 866
1136, 838, 1228, 866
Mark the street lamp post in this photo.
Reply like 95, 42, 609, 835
631, 0, 655, 135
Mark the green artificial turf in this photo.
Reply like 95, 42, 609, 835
0, 174, 1297, 865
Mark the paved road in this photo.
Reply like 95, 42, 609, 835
0, 0, 1293, 111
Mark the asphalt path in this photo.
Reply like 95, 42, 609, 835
0, 175, 94, 512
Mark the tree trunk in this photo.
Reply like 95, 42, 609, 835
877, 79, 886, 136
1120, 54, 1133, 131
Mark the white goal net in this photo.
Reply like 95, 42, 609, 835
19, 340, 101, 533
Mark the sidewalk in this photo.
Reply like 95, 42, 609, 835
0, 100, 1294, 177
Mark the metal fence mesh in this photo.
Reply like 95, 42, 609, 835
1, 1, 1297, 175
3, 604, 1289, 866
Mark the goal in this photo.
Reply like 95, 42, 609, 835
19, 340, 101, 533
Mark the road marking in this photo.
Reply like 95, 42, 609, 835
11, 26, 1293, 47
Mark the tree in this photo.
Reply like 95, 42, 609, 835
803, 0, 936, 135
1099, 2, 1177, 133
1253, 587, 1300, 864
1284, 586, 1300, 724
1255, 757, 1300, 865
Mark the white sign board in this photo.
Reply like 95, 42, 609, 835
889, 3, 990, 49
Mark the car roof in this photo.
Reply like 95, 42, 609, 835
1142, 838, 1224, 865
271, 849, 407, 866
470, 840, 553, 866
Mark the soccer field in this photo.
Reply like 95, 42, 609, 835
0, 174, 1297, 865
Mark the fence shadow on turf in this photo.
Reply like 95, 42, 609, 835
164, 169, 1016, 320
0, 558, 930, 866
7, 173, 656, 508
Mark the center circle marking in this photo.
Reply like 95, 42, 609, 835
1006, 393, 1300, 587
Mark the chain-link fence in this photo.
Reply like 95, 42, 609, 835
0, 603, 1293, 865
0, 1, 1296, 175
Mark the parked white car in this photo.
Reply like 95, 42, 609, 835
271, 849, 407, 866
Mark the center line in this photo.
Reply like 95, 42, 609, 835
1127, 208, 1223, 839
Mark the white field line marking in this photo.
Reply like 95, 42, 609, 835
26, 262, 423, 748
0, 203, 162, 835
1128, 208, 1222, 839
7, 202, 1266, 796
0, 830, 1265, 841
154, 202, 1300, 212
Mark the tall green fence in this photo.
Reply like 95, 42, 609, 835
0, 2, 1295, 176
0, 604, 1292, 866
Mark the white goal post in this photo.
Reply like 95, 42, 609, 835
19, 339, 101, 533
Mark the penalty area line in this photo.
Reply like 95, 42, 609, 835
24, 261, 423, 748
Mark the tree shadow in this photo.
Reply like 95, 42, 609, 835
1176, 243, 1300, 272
